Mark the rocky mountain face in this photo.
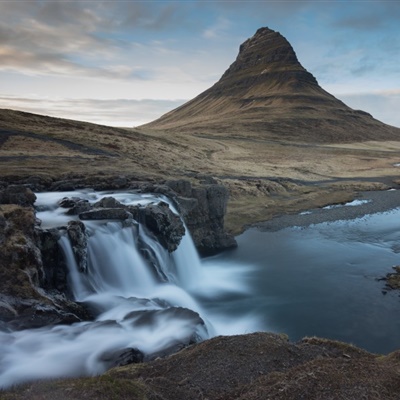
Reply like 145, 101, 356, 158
144, 27, 400, 143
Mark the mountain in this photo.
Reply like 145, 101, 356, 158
143, 27, 400, 143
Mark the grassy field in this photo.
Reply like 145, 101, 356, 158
1, 108, 400, 234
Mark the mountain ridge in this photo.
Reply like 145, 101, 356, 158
143, 27, 399, 143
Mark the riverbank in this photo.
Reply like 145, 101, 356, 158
255, 188, 400, 232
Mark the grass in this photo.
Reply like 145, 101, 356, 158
2, 108, 400, 234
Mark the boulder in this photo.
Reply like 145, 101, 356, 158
93, 196, 124, 208
58, 197, 92, 215
99, 347, 144, 369
59, 197, 87, 208
79, 208, 132, 221
138, 202, 185, 253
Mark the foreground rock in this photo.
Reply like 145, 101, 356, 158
3, 332, 400, 399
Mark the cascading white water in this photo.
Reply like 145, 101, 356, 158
0, 190, 257, 389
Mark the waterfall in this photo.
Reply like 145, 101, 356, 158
0, 190, 256, 389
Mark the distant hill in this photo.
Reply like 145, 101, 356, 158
143, 27, 400, 143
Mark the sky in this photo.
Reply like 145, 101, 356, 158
0, 0, 399, 128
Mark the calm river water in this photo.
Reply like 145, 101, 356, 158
201, 201, 400, 354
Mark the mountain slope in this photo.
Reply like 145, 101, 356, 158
143, 27, 400, 143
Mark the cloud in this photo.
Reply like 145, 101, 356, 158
0, 95, 187, 127
0, 1, 188, 80
0, 44, 156, 82
332, 2, 400, 31
203, 17, 231, 39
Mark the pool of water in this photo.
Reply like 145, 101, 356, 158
201, 208, 400, 354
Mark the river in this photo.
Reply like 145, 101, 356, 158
1, 189, 400, 388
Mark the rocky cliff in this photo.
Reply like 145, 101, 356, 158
144, 27, 400, 143
0, 186, 90, 330
0, 178, 235, 330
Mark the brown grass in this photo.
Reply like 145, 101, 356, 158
2, 108, 400, 234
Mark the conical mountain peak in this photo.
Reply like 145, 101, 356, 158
225, 27, 301, 75
143, 27, 399, 143
216, 26, 318, 95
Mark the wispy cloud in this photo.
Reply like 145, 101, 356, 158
332, 2, 400, 31
0, 95, 187, 127
203, 17, 231, 39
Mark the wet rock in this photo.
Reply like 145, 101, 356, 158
59, 196, 88, 208
58, 197, 92, 215
3, 297, 84, 330
124, 306, 206, 360
37, 228, 69, 293
67, 221, 88, 273
79, 208, 132, 221
139, 202, 185, 252
99, 347, 144, 369
93, 196, 124, 208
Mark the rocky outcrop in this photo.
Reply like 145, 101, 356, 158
0, 177, 235, 329
164, 180, 237, 255
1, 175, 235, 255
0, 199, 89, 330
71, 196, 185, 253
67, 221, 88, 273
79, 208, 132, 221
59, 196, 91, 215
137, 202, 185, 253
136, 179, 237, 255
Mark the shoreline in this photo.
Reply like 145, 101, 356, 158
253, 189, 400, 232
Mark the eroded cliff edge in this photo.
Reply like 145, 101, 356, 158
0, 177, 236, 331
